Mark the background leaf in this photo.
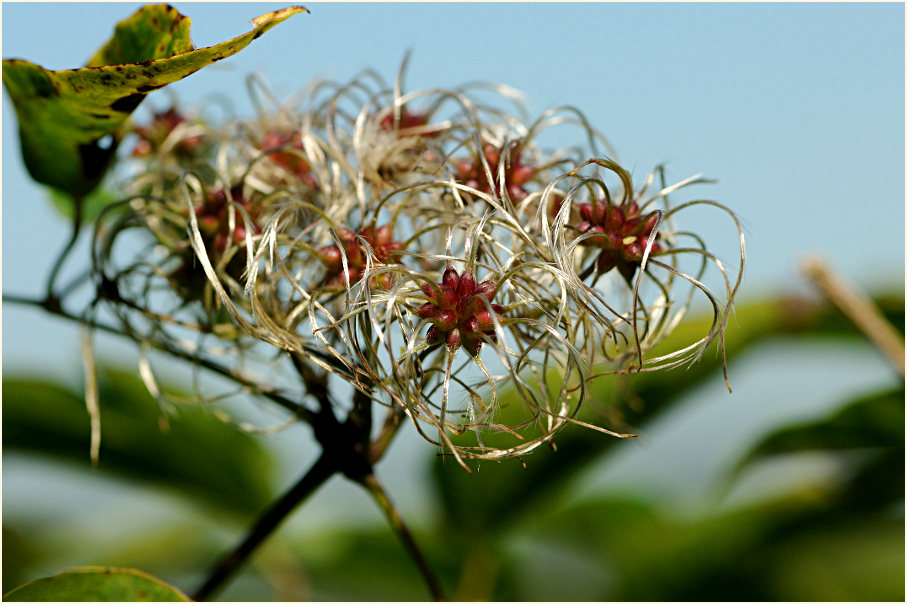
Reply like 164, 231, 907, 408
1, 4, 306, 198
428, 294, 905, 599
2, 367, 277, 515
733, 386, 904, 464
728, 384, 905, 515
4, 567, 190, 602
4, 296, 902, 601
428, 296, 875, 534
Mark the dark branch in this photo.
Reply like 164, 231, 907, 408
192, 454, 337, 601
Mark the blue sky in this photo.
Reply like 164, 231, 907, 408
5, 1, 902, 359
4, 3, 904, 297
2, 2, 905, 535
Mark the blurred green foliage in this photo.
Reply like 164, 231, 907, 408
3, 367, 277, 516
3, 293, 904, 600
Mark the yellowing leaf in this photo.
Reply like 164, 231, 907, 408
85, 4, 195, 68
2, 4, 307, 198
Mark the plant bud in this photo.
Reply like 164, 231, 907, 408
642, 212, 659, 235
437, 310, 458, 330
463, 338, 483, 357
457, 271, 476, 297
579, 203, 593, 222
510, 164, 534, 186
624, 240, 643, 259
421, 282, 438, 299
374, 224, 393, 245
604, 206, 625, 231
618, 260, 638, 284
198, 215, 220, 236
591, 201, 607, 224
482, 144, 500, 165
318, 245, 343, 268
474, 280, 497, 299
417, 303, 440, 319
446, 329, 462, 351
507, 183, 528, 200
442, 267, 460, 289
439, 286, 458, 309
454, 161, 473, 180
475, 310, 495, 331
337, 227, 357, 243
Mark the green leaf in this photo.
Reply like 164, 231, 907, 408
2, 4, 307, 198
732, 386, 905, 472
2, 368, 277, 515
727, 386, 905, 514
511, 491, 904, 601
4, 567, 190, 602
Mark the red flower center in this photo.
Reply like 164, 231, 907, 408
318, 224, 403, 288
574, 200, 662, 282
455, 143, 535, 201
417, 267, 505, 356
193, 184, 261, 254
261, 130, 318, 188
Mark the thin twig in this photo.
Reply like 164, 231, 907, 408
358, 472, 447, 601
192, 454, 337, 601
45, 198, 83, 305
800, 255, 905, 378
2, 293, 316, 422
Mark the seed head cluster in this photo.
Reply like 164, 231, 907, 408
418, 267, 505, 357
94, 62, 744, 464
575, 198, 662, 283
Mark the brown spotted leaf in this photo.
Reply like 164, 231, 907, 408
85, 4, 195, 68
2, 4, 307, 198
